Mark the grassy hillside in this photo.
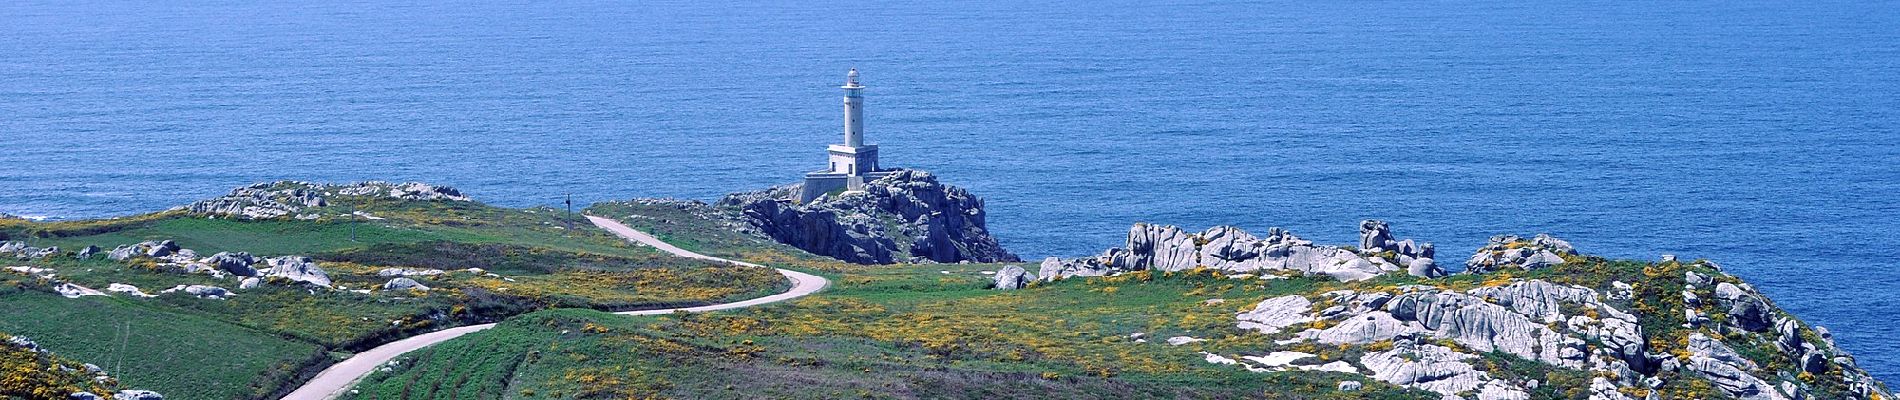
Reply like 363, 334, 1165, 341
346, 201, 1893, 400
345, 262, 1428, 399
347, 204, 1431, 399
0, 288, 319, 399
0, 184, 786, 400
2, 330, 118, 400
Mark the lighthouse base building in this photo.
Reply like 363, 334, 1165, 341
801, 69, 895, 203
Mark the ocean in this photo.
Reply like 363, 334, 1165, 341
3, 0, 1897, 382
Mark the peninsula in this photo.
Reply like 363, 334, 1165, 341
0, 71, 1890, 400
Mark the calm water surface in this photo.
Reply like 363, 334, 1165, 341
4, 0, 1898, 382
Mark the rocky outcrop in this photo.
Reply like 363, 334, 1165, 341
100, 242, 333, 289
159, 285, 231, 300
260, 256, 331, 288
0, 241, 61, 260
1236, 295, 1315, 334
112, 390, 164, 400
202, 252, 258, 276
181, 181, 469, 220
1463, 234, 1576, 273
991, 265, 1034, 290
1359, 340, 1490, 397
382, 277, 430, 291
718, 170, 1017, 264
55, 283, 106, 298
75, 245, 99, 259
377, 268, 445, 278
106, 283, 154, 297
1194, 254, 1894, 400
107, 240, 179, 261
1042, 220, 1440, 282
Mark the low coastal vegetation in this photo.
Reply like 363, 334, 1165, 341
0, 182, 784, 400
4, 178, 1892, 400
353, 195, 1893, 400
346, 262, 1429, 399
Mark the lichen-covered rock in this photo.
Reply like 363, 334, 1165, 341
159, 285, 231, 299
74, 245, 99, 259
1236, 295, 1314, 334
1464, 234, 1576, 273
719, 170, 1017, 264
377, 268, 445, 277
1360, 341, 1490, 397
113, 390, 164, 400
991, 265, 1033, 290
1045, 221, 1440, 282
182, 181, 469, 219
106, 240, 178, 261
382, 277, 430, 291
55, 283, 106, 298
260, 256, 330, 288
0, 241, 62, 260
0, 241, 27, 255
200, 252, 258, 276
105, 283, 153, 298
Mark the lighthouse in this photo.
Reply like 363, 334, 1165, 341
843, 68, 865, 148
801, 69, 894, 202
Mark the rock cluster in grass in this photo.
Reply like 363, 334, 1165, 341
1197, 254, 1893, 400
0, 240, 61, 260
5, 265, 110, 299
1040, 223, 1891, 399
104, 240, 333, 288
719, 169, 1019, 264
180, 181, 470, 220
1039, 220, 1441, 282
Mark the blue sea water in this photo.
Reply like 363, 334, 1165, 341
3, 0, 1898, 383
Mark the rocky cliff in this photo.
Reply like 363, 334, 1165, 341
717, 170, 1017, 264
1038, 220, 1892, 400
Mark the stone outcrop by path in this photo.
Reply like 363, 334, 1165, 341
281, 216, 827, 400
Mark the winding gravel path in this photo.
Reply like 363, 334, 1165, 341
281, 216, 827, 400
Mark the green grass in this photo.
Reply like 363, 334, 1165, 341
582, 201, 806, 260
344, 260, 1431, 399
0, 197, 789, 399
0, 287, 322, 400
342, 201, 1868, 400
17, 217, 434, 256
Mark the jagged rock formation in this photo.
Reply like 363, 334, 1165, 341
1023, 223, 1891, 399
1040, 220, 1441, 282
1190, 241, 1894, 400
179, 181, 469, 219
718, 170, 1018, 264
1464, 234, 1576, 274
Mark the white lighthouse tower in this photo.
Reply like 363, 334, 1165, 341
802, 69, 894, 202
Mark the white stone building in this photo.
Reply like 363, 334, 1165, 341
800, 69, 895, 202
